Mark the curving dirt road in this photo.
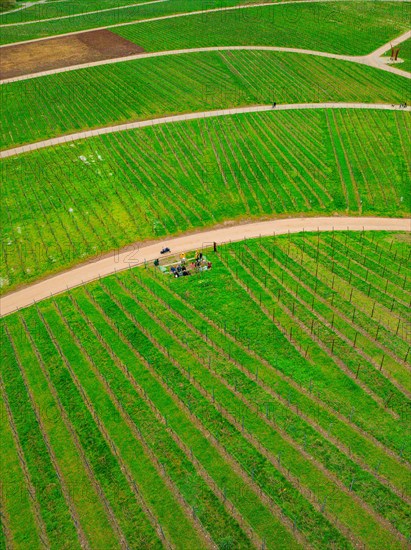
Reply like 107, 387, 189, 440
1, 216, 409, 317
3, 31, 411, 85
2, 102, 410, 159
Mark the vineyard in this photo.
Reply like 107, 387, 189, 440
2, 50, 411, 150
1, 108, 410, 292
0, 1, 408, 47
1, 231, 410, 549
1, 0, 410, 548
115, 1, 410, 56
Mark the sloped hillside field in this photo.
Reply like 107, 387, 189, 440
1, 232, 410, 549
1, 109, 410, 292
1, 0, 410, 548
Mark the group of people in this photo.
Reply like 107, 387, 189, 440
168, 251, 212, 278
171, 264, 190, 277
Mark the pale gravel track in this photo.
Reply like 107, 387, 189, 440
1, 0, 409, 48
1, 217, 410, 316
1, 102, 410, 159
3, 29, 411, 85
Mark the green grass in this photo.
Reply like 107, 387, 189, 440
115, 1, 410, 56
383, 38, 411, 74
0, 1, 408, 48
2, 50, 411, 150
1, 231, 410, 549
1, 108, 410, 292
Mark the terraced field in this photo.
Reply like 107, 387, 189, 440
2, 51, 411, 150
0, 0, 280, 43
1, 1, 410, 548
0, 0, 410, 46
115, 1, 410, 55
1, 232, 410, 549
2, 109, 410, 292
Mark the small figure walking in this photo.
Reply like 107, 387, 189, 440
272, 102, 277, 108
213, 242, 217, 252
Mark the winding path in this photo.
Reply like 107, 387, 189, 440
2, 102, 410, 159
1, 216, 409, 316
3, 31, 411, 85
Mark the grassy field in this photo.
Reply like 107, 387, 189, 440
2, 50, 411, 150
116, 1, 410, 56
1, 108, 410, 292
1, 231, 410, 549
0, 1, 409, 47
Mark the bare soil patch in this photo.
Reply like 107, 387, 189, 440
0, 29, 144, 79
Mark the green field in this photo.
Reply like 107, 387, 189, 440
0, 1, 409, 47
2, 108, 410, 292
2, 50, 411, 150
116, 1, 410, 56
1, 232, 410, 549
1, 1, 410, 548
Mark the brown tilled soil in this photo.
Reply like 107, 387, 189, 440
0, 29, 145, 79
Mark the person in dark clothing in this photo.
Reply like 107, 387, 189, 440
213, 242, 217, 252
272, 102, 276, 108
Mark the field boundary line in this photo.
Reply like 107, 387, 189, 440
1, 216, 410, 316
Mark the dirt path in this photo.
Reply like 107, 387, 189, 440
2, 31, 410, 84
1, 217, 409, 316
2, 37, 410, 84
2, 102, 410, 159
